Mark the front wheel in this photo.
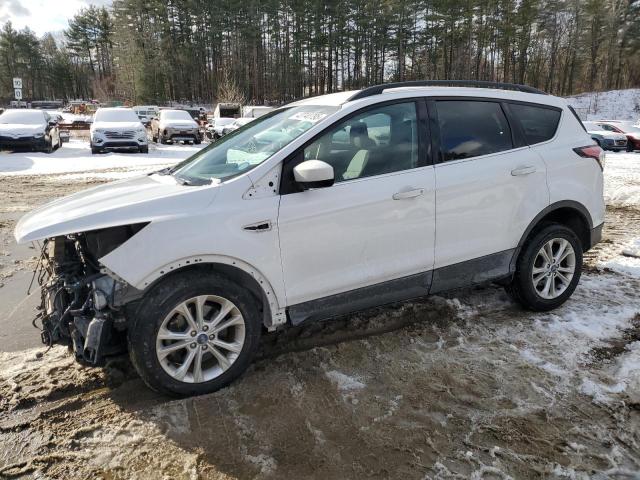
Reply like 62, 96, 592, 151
43, 137, 54, 154
506, 224, 583, 311
128, 271, 261, 396
139, 145, 149, 154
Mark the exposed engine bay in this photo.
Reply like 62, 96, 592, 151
33, 224, 147, 365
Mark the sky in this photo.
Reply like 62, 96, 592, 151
0, 0, 111, 37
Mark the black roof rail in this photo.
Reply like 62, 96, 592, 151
347, 80, 547, 101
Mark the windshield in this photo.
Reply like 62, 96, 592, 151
172, 105, 339, 183
161, 110, 193, 121
94, 109, 140, 123
0, 110, 45, 124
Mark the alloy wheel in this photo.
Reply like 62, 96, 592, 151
531, 238, 576, 299
155, 295, 246, 383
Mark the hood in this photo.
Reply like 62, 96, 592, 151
587, 130, 626, 140
92, 121, 144, 131
15, 174, 220, 244
0, 123, 45, 136
160, 120, 198, 129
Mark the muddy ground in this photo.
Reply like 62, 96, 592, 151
1, 171, 639, 479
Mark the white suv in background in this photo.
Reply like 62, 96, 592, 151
90, 107, 149, 154
15, 81, 604, 396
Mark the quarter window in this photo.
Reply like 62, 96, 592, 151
510, 103, 561, 144
303, 102, 419, 182
436, 101, 512, 161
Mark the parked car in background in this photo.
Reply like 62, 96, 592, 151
221, 117, 254, 136
205, 117, 235, 140
133, 106, 159, 127
242, 105, 275, 118
90, 107, 148, 154
14, 81, 605, 396
590, 120, 640, 152
46, 111, 71, 143
0, 109, 61, 153
582, 121, 627, 151
214, 102, 241, 119
151, 109, 202, 144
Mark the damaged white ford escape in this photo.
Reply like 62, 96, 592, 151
15, 81, 605, 396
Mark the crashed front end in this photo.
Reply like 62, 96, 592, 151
35, 224, 146, 365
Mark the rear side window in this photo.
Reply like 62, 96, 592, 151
436, 101, 512, 161
510, 103, 561, 144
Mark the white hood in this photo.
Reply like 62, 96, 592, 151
14, 174, 219, 244
92, 121, 144, 131
160, 120, 199, 130
587, 130, 627, 141
0, 123, 46, 136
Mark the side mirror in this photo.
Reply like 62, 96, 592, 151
293, 160, 334, 189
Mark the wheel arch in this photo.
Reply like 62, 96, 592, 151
517, 200, 593, 253
136, 256, 286, 329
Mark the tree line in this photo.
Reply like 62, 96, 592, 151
1, 0, 639, 106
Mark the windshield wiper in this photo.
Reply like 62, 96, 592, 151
152, 166, 173, 176
174, 175, 211, 186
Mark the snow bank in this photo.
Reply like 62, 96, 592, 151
0, 139, 204, 178
603, 152, 640, 209
565, 88, 640, 122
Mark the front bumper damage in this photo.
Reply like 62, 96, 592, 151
34, 228, 145, 365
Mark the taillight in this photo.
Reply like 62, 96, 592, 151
573, 145, 605, 171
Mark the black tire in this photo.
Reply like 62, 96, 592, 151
627, 141, 634, 153
194, 137, 202, 145
139, 145, 149, 154
506, 224, 583, 311
127, 271, 261, 397
159, 132, 167, 144
43, 138, 54, 154
90, 145, 101, 154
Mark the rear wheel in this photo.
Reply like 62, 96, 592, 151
506, 224, 583, 311
128, 271, 261, 396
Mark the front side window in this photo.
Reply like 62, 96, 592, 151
302, 102, 418, 183
436, 101, 512, 161
172, 105, 338, 184
510, 103, 561, 145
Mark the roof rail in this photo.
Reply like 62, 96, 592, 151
347, 80, 547, 101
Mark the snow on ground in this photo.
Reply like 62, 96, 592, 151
0, 138, 204, 180
600, 237, 640, 278
566, 88, 640, 121
603, 152, 640, 208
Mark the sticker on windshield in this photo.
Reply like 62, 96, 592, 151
288, 111, 328, 123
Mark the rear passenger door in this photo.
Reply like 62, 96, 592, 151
430, 99, 549, 291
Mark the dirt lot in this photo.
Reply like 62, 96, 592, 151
0, 151, 639, 479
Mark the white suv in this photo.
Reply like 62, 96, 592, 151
90, 107, 149, 154
15, 81, 604, 396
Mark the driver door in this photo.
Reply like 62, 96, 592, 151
277, 100, 436, 311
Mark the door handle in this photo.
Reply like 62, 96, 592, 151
392, 188, 424, 200
511, 166, 536, 176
